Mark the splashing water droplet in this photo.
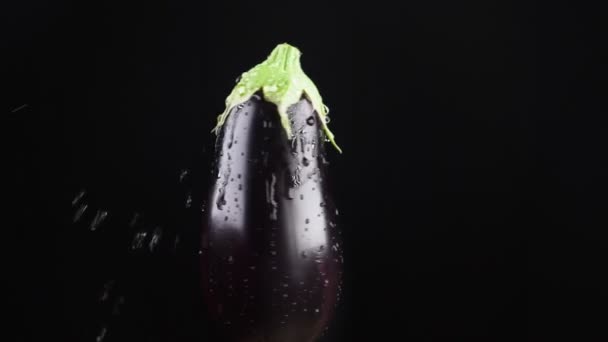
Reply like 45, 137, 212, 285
89, 210, 108, 231
71, 189, 86, 206
99, 280, 114, 302
129, 213, 140, 228
73, 204, 88, 223
148, 226, 162, 251
112, 296, 125, 315
173, 235, 180, 252
131, 231, 147, 250
96, 326, 107, 342
179, 169, 189, 183
185, 194, 192, 208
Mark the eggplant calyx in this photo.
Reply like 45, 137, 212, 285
213, 43, 342, 153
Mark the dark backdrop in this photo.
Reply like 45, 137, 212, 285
2, 0, 606, 341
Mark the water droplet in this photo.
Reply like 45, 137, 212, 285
319, 245, 325, 251
73, 204, 88, 223
173, 235, 180, 251
99, 280, 114, 302
238, 184, 243, 191
148, 226, 162, 251
217, 190, 227, 210
185, 194, 192, 208
315, 308, 320, 313
302, 157, 310, 166
128, 213, 140, 228
112, 296, 125, 315
228, 255, 234, 264
200, 203, 206, 213
71, 190, 86, 206
237, 86, 245, 95
96, 326, 107, 342
300, 194, 304, 200
270, 250, 277, 256
320, 202, 326, 207
283, 293, 288, 298
305, 218, 310, 224
179, 169, 189, 183
89, 210, 108, 231
131, 231, 147, 250
306, 116, 315, 125
249, 266, 256, 270
224, 216, 228, 221
324, 116, 331, 124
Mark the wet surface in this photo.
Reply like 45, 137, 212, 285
202, 95, 343, 342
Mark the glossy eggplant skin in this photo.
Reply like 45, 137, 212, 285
201, 94, 343, 342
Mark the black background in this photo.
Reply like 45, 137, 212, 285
2, 0, 607, 341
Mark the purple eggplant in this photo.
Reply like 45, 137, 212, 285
201, 44, 343, 342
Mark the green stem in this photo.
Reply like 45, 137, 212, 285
214, 43, 342, 153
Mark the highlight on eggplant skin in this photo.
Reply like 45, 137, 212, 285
200, 94, 343, 342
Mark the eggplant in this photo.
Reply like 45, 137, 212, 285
201, 44, 343, 342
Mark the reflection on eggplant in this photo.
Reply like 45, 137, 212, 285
201, 94, 343, 342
